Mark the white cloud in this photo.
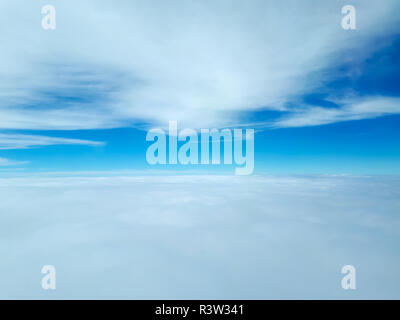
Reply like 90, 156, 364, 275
0, 157, 28, 166
0, 174, 399, 299
0, 133, 104, 149
273, 96, 400, 128
0, 1, 399, 130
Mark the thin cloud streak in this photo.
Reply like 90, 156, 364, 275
0, 157, 28, 166
0, 133, 104, 150
272, 96, 400, 128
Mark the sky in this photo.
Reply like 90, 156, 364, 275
0, 0, 400, 300
0, 0, 399, 174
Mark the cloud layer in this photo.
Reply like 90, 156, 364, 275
1, 0, 400, 131
1, 174, 399, 299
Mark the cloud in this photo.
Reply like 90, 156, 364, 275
0, 1, 399, 130
0, 157, 28, 166
0, 133, 104, 149
0, 174, 399, 299
273, 96, 400, 128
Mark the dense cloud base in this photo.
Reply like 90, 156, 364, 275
0, 174, 399, 299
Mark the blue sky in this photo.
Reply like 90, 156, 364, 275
1, 0, 400, 300
2, 112, 400, 174
0, 1, 399, 175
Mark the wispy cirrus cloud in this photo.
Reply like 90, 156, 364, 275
0, 133, 104, 150
0, 157, 28, 166
0, 0, 399, 130
272, 96, 400, 128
